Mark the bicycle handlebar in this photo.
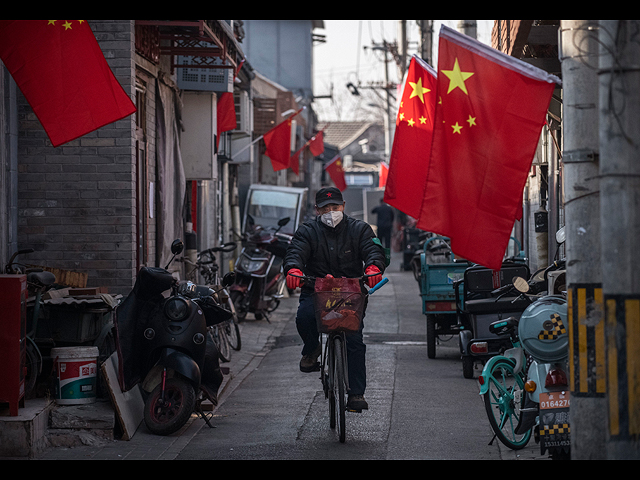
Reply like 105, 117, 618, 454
200, 242, 237, 257
288, 272, 389, 295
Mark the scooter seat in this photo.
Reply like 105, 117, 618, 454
27, 270, 56, 287
465, 296, 530, 314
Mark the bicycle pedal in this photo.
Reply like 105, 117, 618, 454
347, 408, 363, 413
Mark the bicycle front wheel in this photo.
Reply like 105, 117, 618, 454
224, 298, 242, 351
482, 359, 531, 450
332, 335, 346, 443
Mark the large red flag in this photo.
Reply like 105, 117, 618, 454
325, 155, 347, 192
384, 55, 437, 218
263, 108, 303, 172
0, 20, 136, 147
308, 131, 325, 156
416, 25, 560, 270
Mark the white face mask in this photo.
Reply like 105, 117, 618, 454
320, 210, 343, 228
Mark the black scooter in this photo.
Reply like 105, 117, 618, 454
114, 239, 234, 436
229, 216, 291, 322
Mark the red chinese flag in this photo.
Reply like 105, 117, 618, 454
0, 20, 136, 147
308, 131, 324, 156
216, 59, 244, 149
379, 162, 389, 188
263, 108, 303, 172
384, 55, 437, 218
289, 150, 300, 175
325, 155, 347, 192
216, 92, 236, 149
416, 25, 560, 270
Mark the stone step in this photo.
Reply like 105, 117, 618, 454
46, 400, 115, 448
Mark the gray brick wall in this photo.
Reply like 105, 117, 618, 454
17, 20, 137, 295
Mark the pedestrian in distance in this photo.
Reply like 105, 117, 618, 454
371, 198, 394, 249
284, 187, 386, 412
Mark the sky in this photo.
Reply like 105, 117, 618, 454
312, 20, 494, 123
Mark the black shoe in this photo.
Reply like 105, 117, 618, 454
347, 394, 368, 412
300, 344, 321, 372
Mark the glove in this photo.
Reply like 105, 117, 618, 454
365, 265, 382, 288
286, 268, 303, 290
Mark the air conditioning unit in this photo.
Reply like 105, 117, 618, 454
177, 55, 234, 93
234, 90, 252, 135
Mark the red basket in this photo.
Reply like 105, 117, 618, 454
313, 277, 365, 333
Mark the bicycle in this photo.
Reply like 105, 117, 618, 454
291, 273, 388, 443
183, 242, 241, 361
478, 316, 532, 450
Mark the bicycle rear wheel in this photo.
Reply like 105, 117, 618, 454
332, 335, 346, 443
210, 325, 231, 363
482, 359, 531, 450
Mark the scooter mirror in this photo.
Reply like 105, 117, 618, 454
171, 239, 184, 255
556, 226, 565, 245
513, 276, 530, 293
222, 272, 236, 287
278, 217, 291, 227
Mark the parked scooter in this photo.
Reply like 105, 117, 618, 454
513, 278, 570, 459
114, 239, 234, 436
229, 216, 291, 322
478, 254, 569, 458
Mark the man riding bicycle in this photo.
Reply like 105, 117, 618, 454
284, 187, 386, 412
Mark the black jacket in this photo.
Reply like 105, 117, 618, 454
284, 214, 386, 292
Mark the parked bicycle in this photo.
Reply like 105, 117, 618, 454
477, 315, 531, 450
182, 242, 240, 362
290, 272, 388, 443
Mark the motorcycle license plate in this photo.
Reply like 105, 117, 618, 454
539, 391, 571, 451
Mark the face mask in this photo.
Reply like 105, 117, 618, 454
320, 211, 343, 228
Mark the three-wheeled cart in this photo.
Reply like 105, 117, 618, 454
420, 237, 471, 359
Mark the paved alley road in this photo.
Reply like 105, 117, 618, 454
38, 252, 548, 460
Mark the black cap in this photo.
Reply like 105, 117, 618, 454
315, 187, 344, 208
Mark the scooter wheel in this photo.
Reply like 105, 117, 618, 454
144, 376, 196, 436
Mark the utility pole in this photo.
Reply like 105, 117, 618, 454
560, 19, 605, 460
598, 19, 640, 459
360, 40, 398, 159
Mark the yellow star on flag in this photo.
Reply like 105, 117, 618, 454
467, 115, 477, 127
408, 77, 431, 103
442, 58, 474, 95
451, 122, 463, 134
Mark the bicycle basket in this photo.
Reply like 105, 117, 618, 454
313, 277, 365, 333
